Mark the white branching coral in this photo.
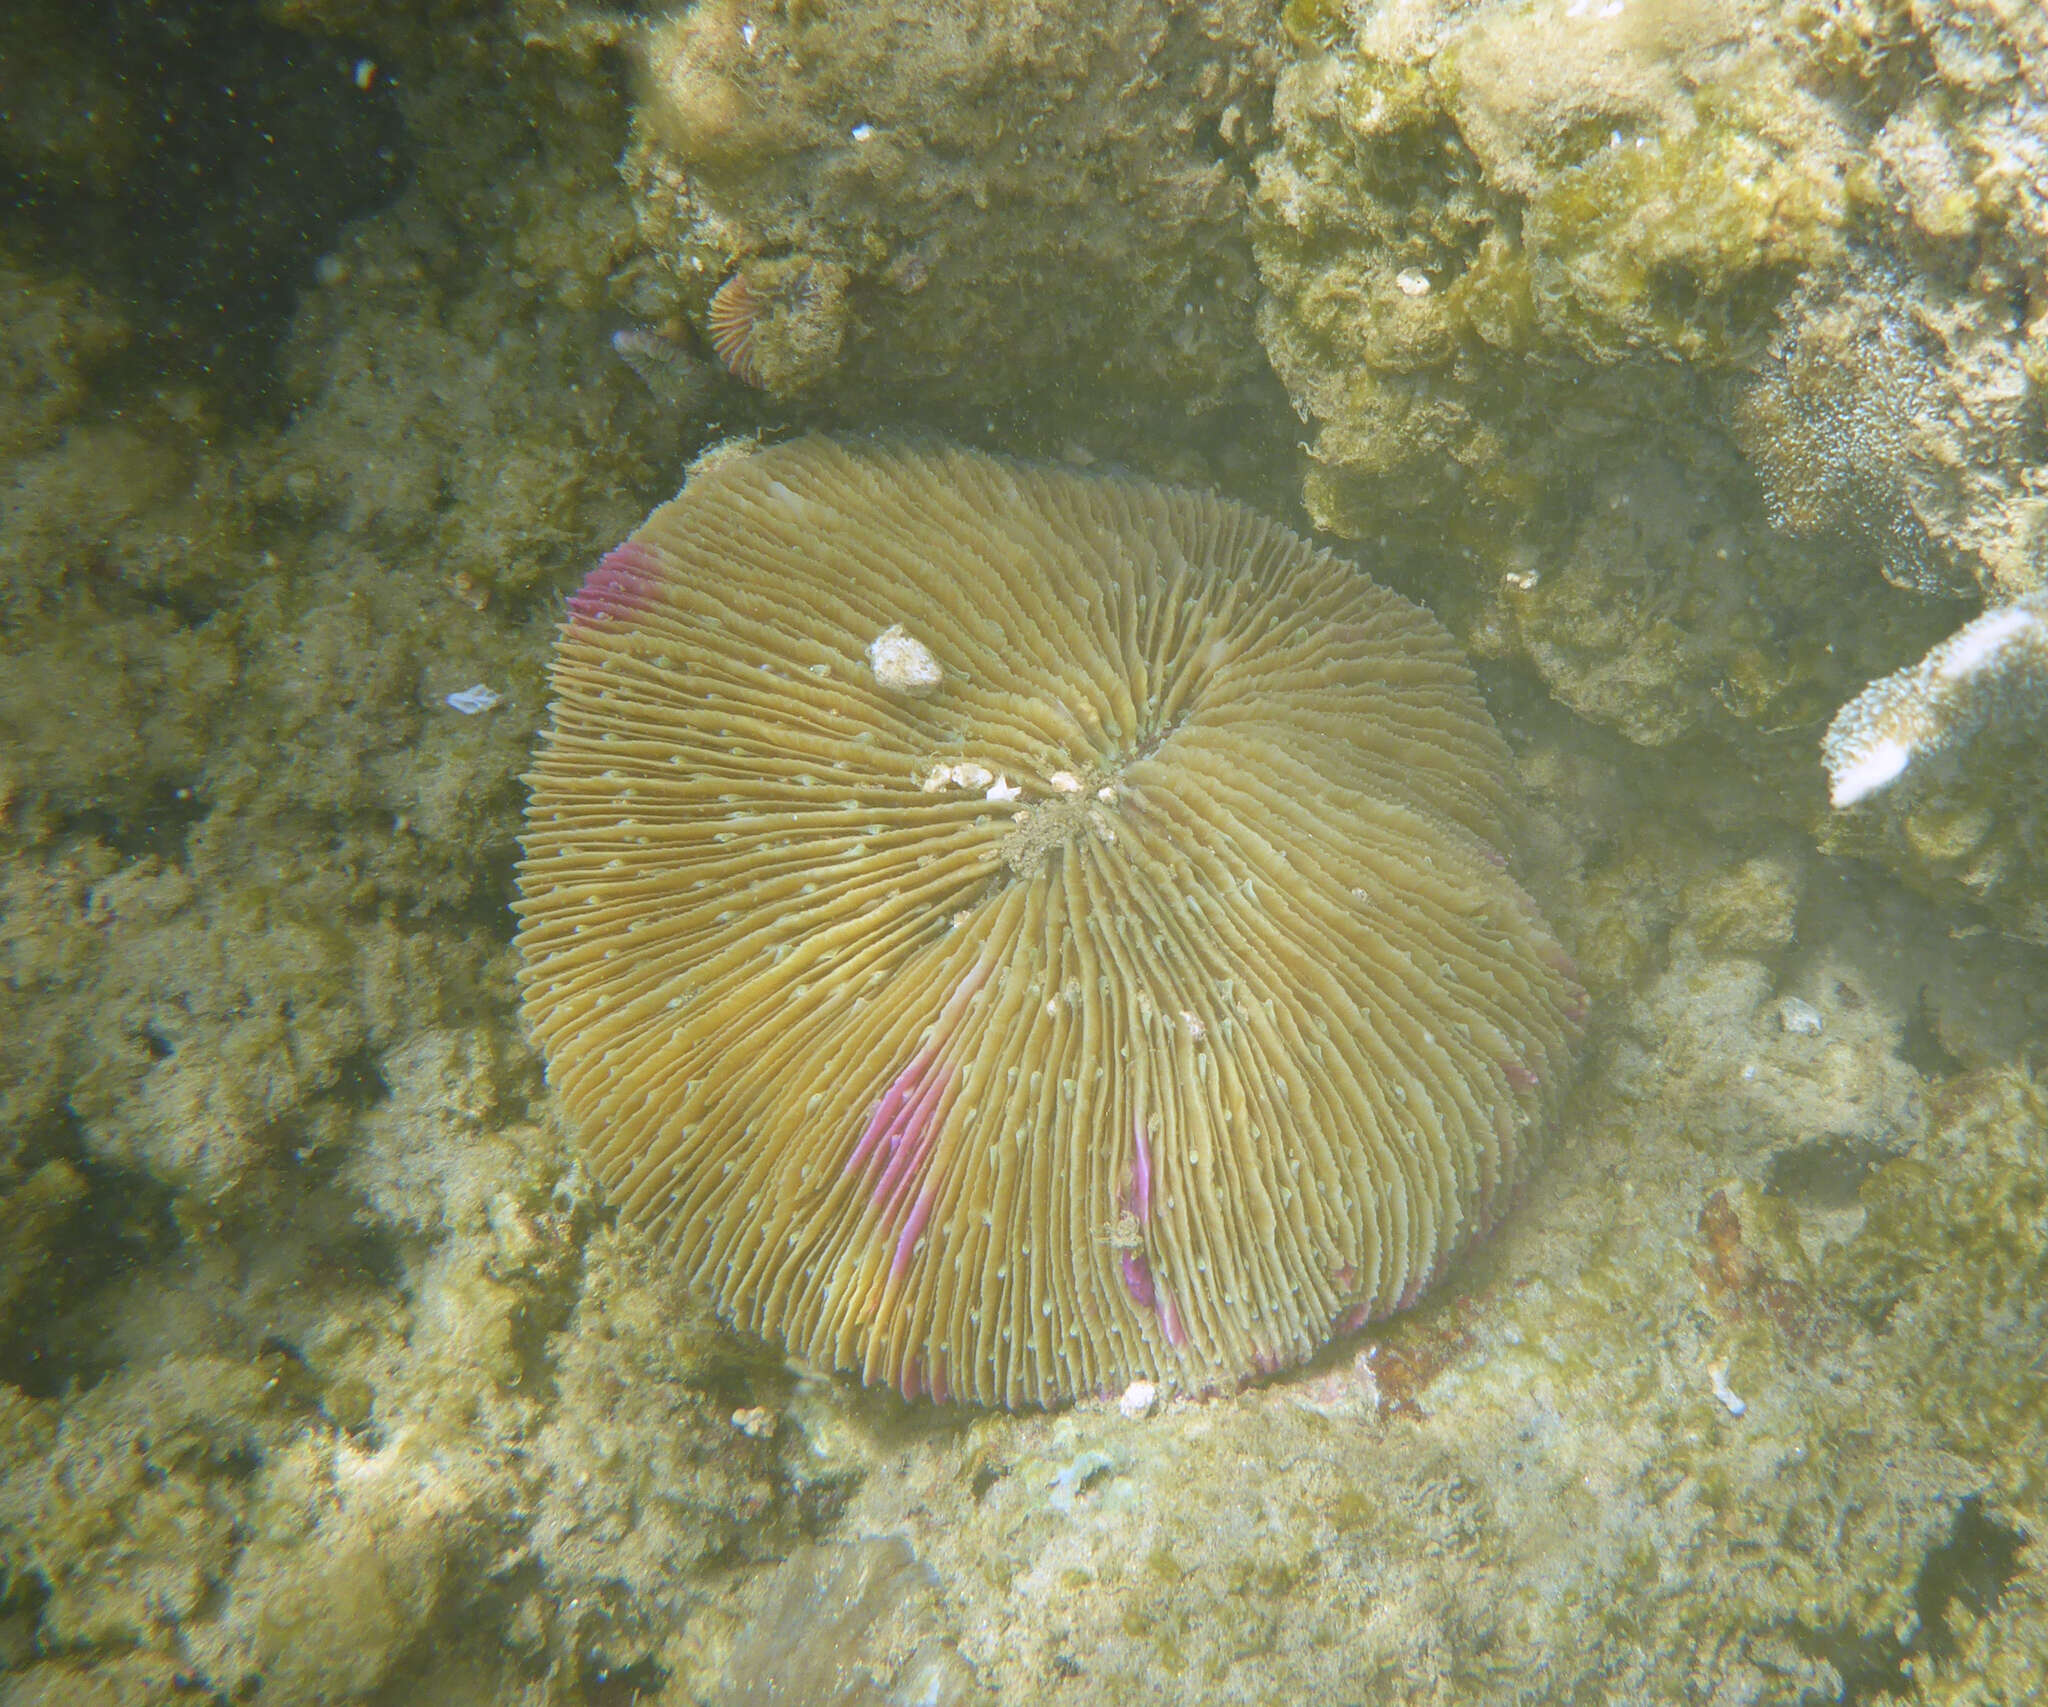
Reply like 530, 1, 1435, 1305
1823, 591, 2048, 808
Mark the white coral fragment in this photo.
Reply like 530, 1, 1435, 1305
1822, 591, 2048, 807
868, 623, 944, 694
922, 760, 995, 793
1117, 1378, 1159, 1419
444, 684, 501, 714
1777, 996, 1823, 1037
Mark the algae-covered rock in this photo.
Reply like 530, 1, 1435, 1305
712, 1535, 977, 1707
1815, 589, 2048, 941
619, 0, 1290, 468
528, 1224, 794, 1681
0, 1359, 271, 1655
0, 260, 129, 460
1252, 0, 2048, 798
1250, 0, 1929, 755
1821, 1067, 2048, 1698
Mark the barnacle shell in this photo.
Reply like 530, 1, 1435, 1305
515, 438, 1583, 1406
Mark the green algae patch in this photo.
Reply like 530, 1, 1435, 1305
1523, 107, 1845, 366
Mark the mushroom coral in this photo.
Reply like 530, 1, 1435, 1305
515, 438, 1583, 1406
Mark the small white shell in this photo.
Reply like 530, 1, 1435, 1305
1117, 1378, 1158, 1419
1777, 997, 1823, 1037
445, 684, 501, 714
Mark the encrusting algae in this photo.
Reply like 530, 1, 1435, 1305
514, 437, 1583, 1407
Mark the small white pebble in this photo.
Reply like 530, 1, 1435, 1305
1708, 1360, 1747, 1417
1395, 268, 1431, 297
1117, 1379, 1158, 1420
986, 775, 1022, 803
850, 122, 874, 142
868, 624, 944, 694
445, 684, 501, 714
1777, 996, 1824, 1037
1048, 770, 1083, 795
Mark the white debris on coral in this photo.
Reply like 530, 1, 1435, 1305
1707, 1360, 1748, 1417
868, 623, 944, 694
986, 775, 1022, 803
922, 759, 995, 793
444, 683, 501, 714
1822, 590, 2048, 807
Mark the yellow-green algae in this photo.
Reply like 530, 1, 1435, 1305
1251, 0, 2048, 927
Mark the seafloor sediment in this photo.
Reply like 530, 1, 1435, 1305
1, 1, 2045, 1703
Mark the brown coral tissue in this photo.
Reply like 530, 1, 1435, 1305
515, 438, 1584, 1407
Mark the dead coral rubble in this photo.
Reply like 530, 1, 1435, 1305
621, 0, 1289, 468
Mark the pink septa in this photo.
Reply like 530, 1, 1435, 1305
898, 1353, 923, 1402
1121, 1251, 1156, 1310
1503, 1059, 1539, 1092
888, 1186, 935, 1285
846, 1049, 932, 1176
1159, 1286, 1187, 1349
873, 1064, 950, 1210
566, 542, 663, 626
1125, 1114, 1154, 1227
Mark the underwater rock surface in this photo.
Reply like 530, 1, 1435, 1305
0, 0, 2046, 1702
617, 0, 1291, 469
1252, 0, 2048, 924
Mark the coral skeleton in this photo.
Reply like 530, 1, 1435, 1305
1822, 591, 2048, 808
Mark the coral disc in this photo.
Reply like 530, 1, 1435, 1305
515, 438, 1584, 1407
705, 273, 763, 387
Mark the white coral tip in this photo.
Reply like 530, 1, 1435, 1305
1828, 736, 1913, 807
